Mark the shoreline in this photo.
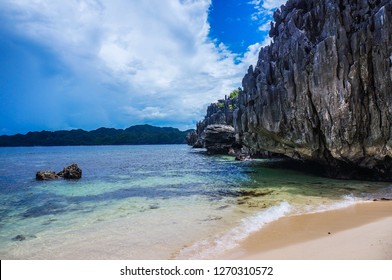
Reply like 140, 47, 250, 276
219, 200, 392, 260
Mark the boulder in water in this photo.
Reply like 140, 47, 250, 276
57, 163, 82, 179
36, 163, 82, 180
36, 171, 60, 180
202, 124, 236, 154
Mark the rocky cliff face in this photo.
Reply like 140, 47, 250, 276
235, 0, 392, 180
188, 97, 239, 152
188, 95, 278, 158
200, 124, 237, 154
195, 97, 238, 138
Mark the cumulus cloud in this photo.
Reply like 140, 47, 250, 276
248, 0, 286, 10
248, 0, 286, 34
0, 0, 267, 133
262, 0, 287, 10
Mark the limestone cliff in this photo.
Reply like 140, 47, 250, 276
195, 97, 238, 139
188, 95, 278, 158
235, 0, 392, 180
188, 96, 239, 153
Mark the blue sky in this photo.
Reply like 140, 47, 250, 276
0, 0, 286, 135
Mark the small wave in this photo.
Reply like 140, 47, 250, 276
298, 194, 364, 215
177, 201, 292, 259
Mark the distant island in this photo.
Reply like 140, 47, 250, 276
0, 124, 194, 146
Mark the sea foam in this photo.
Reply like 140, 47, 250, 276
177, 201, 293, 259
298, 194, 363, 216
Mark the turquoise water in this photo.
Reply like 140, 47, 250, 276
0, 145, 390, 259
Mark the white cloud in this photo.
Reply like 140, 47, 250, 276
246, 0, 286, 52
262, 0, 286, 10
249, 0, 286, 23
0, 0, 269, 131
239, 43, 261, 69
260, 36, 273, 47
258, 20, 272, 31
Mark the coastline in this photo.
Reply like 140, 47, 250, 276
219, 200, 392, 260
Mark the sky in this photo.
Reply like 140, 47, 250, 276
0, 0, 286, 135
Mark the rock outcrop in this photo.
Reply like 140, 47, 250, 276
201, 124, 236, 154
186, 131, 199, 146
36, 171, 60, 180
195, 97, 238, 139
36, 163, 82, 180
57, 163, 82, 179
188, 96, 240, 152
188, 91, 282, 158
234, 0, 392, 180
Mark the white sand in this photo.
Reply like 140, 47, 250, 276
220, 201, 392, 260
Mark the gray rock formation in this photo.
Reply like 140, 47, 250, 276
187, 96, 240, 151
57, 163, 82, 179
234, 0, 392, 180
201, 124, 236, 154
36, 163, 82, 180
36, 171, 60, 180
195, 97, 238, 140
188, 91, 282, 158
186, 131, 199, 146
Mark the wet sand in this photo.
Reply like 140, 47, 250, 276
220, 201, 392, 259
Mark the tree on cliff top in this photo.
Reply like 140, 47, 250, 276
229, 88, 242, 99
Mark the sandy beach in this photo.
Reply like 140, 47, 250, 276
220, 200, 392, 260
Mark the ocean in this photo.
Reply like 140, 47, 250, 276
0, 145, 390, 259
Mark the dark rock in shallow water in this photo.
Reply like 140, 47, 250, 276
200, 215, 223, 221
215, 205, 229, 210
236, 189, 274, 197
36, 171, 60, 180
23, 202, 67, 218
36, 163, 82, 180
373, 198, 392, 201
12, 234, 37, 241
12, 235, 26, 241
57, 163, 82, 179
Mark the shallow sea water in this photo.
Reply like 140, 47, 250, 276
0, 145, 390, 259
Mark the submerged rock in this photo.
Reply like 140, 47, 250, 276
373, 198, 392, 201
11, 234, 37, 242
12, 234, 26, 241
